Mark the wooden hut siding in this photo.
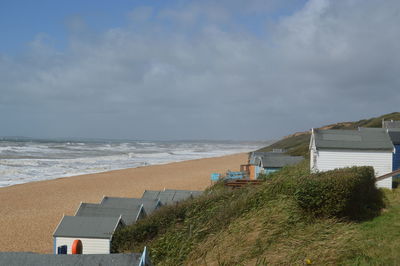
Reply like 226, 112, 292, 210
54, 237, 110, 254
249, 165, 256, 179
312, 149, 392, 189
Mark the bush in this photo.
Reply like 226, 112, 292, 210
294, 166, 384, 220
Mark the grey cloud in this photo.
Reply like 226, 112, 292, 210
1, 0, 400, 140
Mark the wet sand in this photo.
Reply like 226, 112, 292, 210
0, 153, 247, 253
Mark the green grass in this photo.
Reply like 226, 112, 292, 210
342, 189, 400, 265
112, 160, 400, 265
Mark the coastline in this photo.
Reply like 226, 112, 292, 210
0, 152, 248, 253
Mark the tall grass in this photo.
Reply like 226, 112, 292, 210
112, 160, 391, 265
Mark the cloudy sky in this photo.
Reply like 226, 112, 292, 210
1, 0, 399, 140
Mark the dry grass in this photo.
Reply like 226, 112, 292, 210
185, 196, 360, 265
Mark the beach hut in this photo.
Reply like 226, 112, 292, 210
247, 152, 303, 178
141, 190, 174, 205
142, 189, 202, 205
0, 248, 153, 266
310, 128, 394, 189
382, 120, 400, 173
75, 203, 146, 225
100, 197, 162, 216
388, 130, 400, 173
257, 154, 303, 175
247, 152, 263, 179
53, 216, 122, 254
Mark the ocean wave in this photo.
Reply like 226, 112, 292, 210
0, 139, 269, 187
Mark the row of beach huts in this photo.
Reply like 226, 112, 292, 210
53, 189, 202, 256
238, 119, 400, 189
1, 189, 202, 266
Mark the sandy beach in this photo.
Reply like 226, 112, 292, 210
0, 153, 247, 254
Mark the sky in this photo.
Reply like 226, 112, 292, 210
1, 0, 400, 141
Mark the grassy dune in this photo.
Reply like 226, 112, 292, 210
112, 160, 400, 265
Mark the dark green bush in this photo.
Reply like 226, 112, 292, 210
294, 166, 384, 220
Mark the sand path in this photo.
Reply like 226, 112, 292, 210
0, 153, 247, 253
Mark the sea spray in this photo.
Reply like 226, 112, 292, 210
0, 139, 268, 187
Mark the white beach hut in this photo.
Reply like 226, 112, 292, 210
309, 128, 394, 189
53, 215, 122, 254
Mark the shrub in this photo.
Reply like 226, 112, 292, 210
294, 166, 384, 220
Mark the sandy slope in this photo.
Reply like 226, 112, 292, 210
0, 153, 247, 253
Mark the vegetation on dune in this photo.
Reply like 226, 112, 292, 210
112, 160, 393, 265
335, 112, 400, 129
295, 166, 384, 220
343, 189, 400, 265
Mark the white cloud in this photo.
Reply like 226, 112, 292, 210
1, 0, 400, 139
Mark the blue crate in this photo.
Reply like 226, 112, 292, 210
211, 173, 220, 181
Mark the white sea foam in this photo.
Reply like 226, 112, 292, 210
0, 139, 269, 187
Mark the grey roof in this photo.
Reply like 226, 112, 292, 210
358, 127, 387, 132
157, 190, 176, 205
359, 127, 400, 145
142, 189, 203, 205
0, 252, 143, 266
53, 216, 121, 239
259, 154, 303, 168
75, 203, 145, 225
312, 129, 394, 151
141, 190, 161, 200
249, 151, 277, 163
164, 189, 202, 202
249, 151, 286, 165
164, 189, 202, 197
101, 197, 161, 215
188, 190, 203, 197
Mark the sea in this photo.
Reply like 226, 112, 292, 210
0, 138, 268, 188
